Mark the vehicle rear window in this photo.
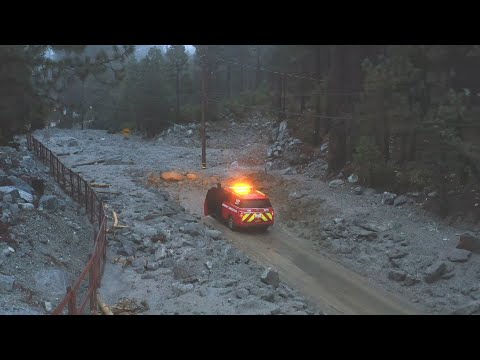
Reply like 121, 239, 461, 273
239, 199, 272, 208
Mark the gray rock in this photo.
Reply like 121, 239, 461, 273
44, 302, 52, 312
0, 274, 15, 292
354, 186, 364, 195
154, 246, 167, 261
235, 288, 250, 299
2, 194, 13, 203
235, 298, 278, 315
352, 219, 393, 233
404, 274, 420, 286
171, 282, 194, 296
424, 261, 448, 283
205, 261, 213, 270
20, 203, 35, 211
33, 270, 68, 297
284, 167, 297, 175
351, 226, 377, 241
329, 179, 344, 188
133, 257, 148, 269
348, 174, 359, 183
393, 195, 409, 207
117, 243, 135, 257
382, 192, 396, 205
172, 261, 196, 280
260, 291, 276, 303
40, 195, 58, 211
18, 190, 33, 203
441, 271, 455, 280
9, 204, 20, 215
146, 262, 160, 271
7, 176, 34, 194
364, 188, 377, 196
428, 191, 438, 198
388, 270, 406, 282
447, 248, 471, 263
386, 249, 408, 259
452, 301, 480, 315
205, 229, 222, 240
261, 267, 280, 288
0, 186, 20, 200
456, 233, 480, 253
160, 257, 175, 268
179, 222, 203, 236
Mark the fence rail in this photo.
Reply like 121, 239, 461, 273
27, 134, 108, 315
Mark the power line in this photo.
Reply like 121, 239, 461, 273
215, 56, 325, 83
207, 97, 353, 121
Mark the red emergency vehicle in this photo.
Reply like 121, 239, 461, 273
204, 183, 274, 231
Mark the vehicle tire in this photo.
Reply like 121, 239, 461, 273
228, 216, 236, 231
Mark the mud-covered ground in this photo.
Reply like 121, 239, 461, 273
33, 119, 480, 315
34, 128, 319, 315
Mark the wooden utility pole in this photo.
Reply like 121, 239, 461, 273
201, 52, 207, 169
80, 79, 85, 130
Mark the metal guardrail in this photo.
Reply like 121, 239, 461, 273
27, 134, 108, 315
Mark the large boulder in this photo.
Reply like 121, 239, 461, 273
7, 176, 34, 194
0, 274, 15, 292
447, 248, 471, 263
456, 233, 480, 253
329, 179, 344, 188
261, 267, 280, 288
452, 301, 480, 315
424, 261, 448, 283
0, 186, 20, 200
161, 171, 185, 181
393, 195, 409, 207
388, 270, 406, 282
382, 192, 396, 205
40, 195, 58, 211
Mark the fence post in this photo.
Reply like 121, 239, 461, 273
90, 190, 94, 223
62, 164, 66, 189
66, 286, 77, 315
88, 254, 97, 312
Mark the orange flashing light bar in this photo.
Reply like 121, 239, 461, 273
230, 183, 252, 195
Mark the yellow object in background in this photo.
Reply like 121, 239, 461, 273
122, 128, 131, 137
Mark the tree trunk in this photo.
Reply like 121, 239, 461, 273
255, 46, 261, 90
176, 63, 180, 122
240, 65, 244, 93
226, 63, 231, 98
80, 80, 85, 130
327, 45, 347, 172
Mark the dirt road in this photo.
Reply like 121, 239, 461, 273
176, 186, 420, 314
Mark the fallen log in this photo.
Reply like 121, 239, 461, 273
96, 191, 121, 195
72, 159, 105, 168
112, 210, 128, 229
97, 294, 113, 315
89, 183, 112, 188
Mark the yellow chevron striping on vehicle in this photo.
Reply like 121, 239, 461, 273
260, 213, 268, 221
266, 212, 273, 220
242, 213, 250, 221
247, 213, 256, 222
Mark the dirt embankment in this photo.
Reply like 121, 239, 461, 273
0, 137, 93, 314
